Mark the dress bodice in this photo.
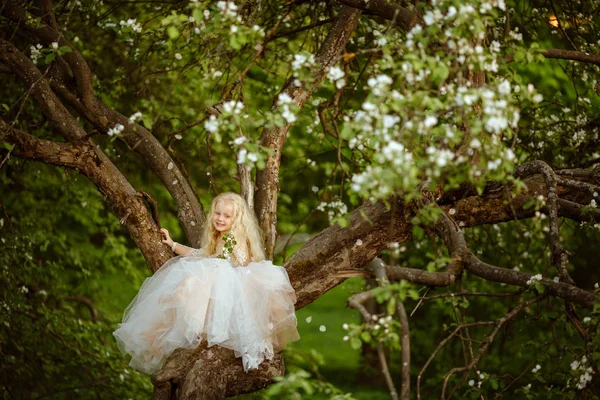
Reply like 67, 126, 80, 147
189, 234, 249, 267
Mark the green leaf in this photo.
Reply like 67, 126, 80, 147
58, 46, 72, 55
192, 8, 203, 24
167, 26, 180, 39
350, 337, 362, 350
45, 53, 56, 64
387, 297, 397, 315
229, 35, 241, 50
413, 225, 424, 240
431, 64, 449, 86
534, 283, 545, 294
141, 114, 153, 130
2, 142, 15, 151
360, 331, 371, 343
491, 378, 499, 390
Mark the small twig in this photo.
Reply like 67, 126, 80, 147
64, 296, 98, 323
0, 149, 12, 169
444, 295, 545, 400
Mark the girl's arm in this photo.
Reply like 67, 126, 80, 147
160, 228, 204, 257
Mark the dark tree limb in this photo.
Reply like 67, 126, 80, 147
0, 120, 171, 271
336, 0, 420, 31
515, 161, 573, 284
254, 6, 362, 259
1, 4, 206, 246
505, 48, 600, 67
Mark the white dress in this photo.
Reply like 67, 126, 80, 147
113, 240, 299, 374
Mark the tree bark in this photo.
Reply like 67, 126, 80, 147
1, 2, 206, 246
0, 120, 171, 271
254, 6, 362, 259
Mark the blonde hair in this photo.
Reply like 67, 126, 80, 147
201, 192, 265, 262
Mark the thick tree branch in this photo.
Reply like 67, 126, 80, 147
3, 0, 96, 109
336, 0, 420, 32
254, 6, 362, 259
0, 120, 170, 271
505, 48, 600, 66
0, 39, 86, 141
1, 3, 206, 246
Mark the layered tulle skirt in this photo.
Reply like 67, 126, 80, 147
113, 256, 299, 373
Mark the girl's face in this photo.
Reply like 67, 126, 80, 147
213, 200, 235, 233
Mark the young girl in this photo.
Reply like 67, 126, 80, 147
113, 193, 299, 373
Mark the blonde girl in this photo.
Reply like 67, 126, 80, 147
113, 192, 299, 374
161, 192, 265, 265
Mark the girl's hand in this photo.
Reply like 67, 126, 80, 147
160, 228, 174, 247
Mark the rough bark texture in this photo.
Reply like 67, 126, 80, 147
336, 0, 420, 31
1, 2, 205, 246
0, 120, 171, 271
254, 6, 362, 260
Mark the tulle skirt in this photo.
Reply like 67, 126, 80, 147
113, 256, 299, 374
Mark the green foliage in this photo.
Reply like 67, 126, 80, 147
2, 0, 600, 398
0, 161, 151, 399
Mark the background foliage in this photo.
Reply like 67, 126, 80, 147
2, 0, 600, 398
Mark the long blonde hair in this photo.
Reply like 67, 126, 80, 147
201, 192, 265, 262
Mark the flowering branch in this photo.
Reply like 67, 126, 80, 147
254, 6, 362, 259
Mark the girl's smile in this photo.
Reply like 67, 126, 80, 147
213, 200, 235, 233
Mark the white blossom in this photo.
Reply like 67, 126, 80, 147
281, 105, 296, 123
237, 148, 247, 164
128, 111, 143, 123
278, 92, 293, 105
424, 115, 438, 128
498, 80, 511, 95
107, 123, 125, 136
204, 115, 219, 133
526, 274, 543, 286
233, 136, 247, 145
327, 66, 345, 82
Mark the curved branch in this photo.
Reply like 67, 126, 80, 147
0, 39, 86, 141
3, 0, 95, 109
516, 161, 573, 284
505, 48, 600, 67
336, 0, 420, 32
1, 4, 206, 245
0, 119, 170, 271
254, 6, 362, 259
